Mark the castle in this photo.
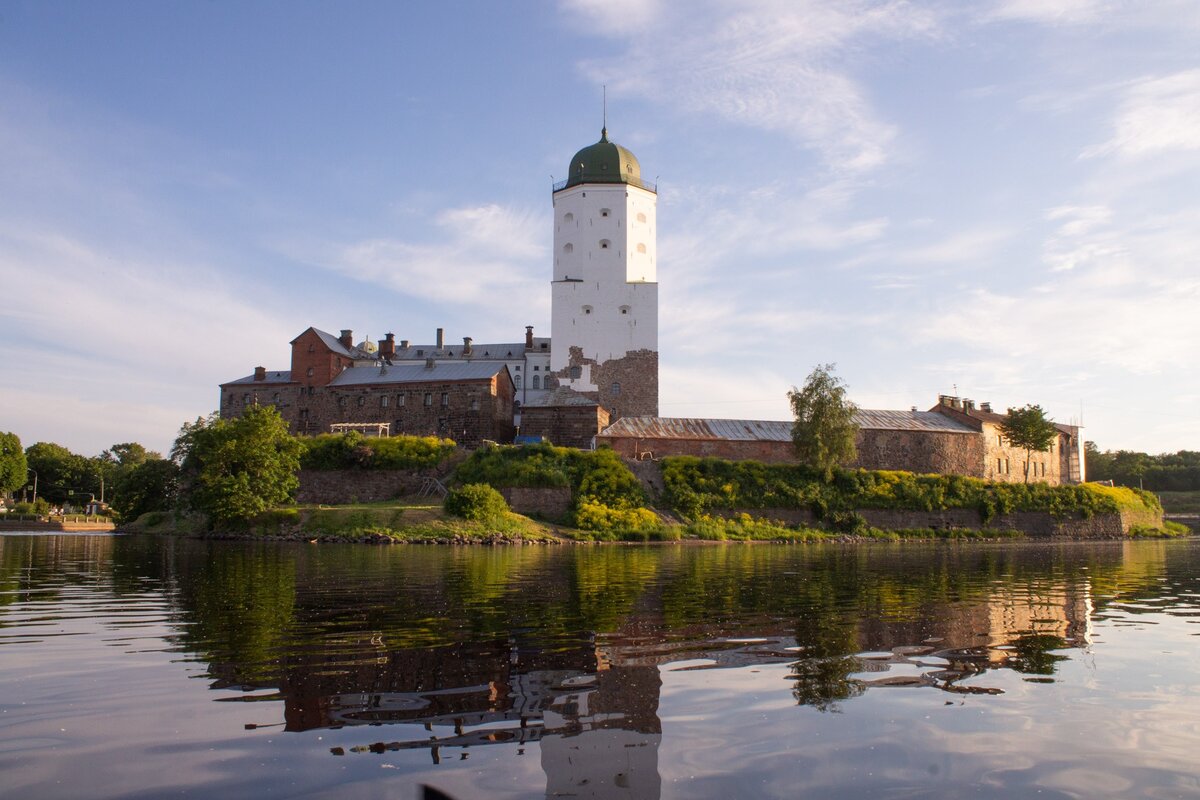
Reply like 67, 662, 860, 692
220, 126, 1083, 484
220, 127, 659, 448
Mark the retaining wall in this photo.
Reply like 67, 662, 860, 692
713, 506, 1156, 537
499, 487, 573, 522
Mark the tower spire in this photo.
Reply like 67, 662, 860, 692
601, 85, 607, 141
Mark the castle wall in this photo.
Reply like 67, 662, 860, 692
222, 374, 514, 448
519, 404, 610, 449
598, 427, 985, 474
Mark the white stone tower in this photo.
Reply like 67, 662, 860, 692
550, 127, 658, 419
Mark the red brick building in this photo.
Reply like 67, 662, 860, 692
220, 327, 515, 447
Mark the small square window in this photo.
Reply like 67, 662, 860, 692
424, 393, 432, 406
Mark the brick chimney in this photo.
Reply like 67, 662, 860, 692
379, 333, 395, 359
425, 357, 435, 369
525, 325, 534, 350
436, 328, 444, 349
462, 336, 473, 356
980, 402, 992, 413
963, 399, 975, 411
253, 366, 266, 382
400, 339, 410, 349
339, 329, 353, 350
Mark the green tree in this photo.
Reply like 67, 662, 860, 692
110, 458, 180, 521
174, 407, 302, 526
787, 364, 859, 482
999, 404, 1059, 484
25, 441, 90, 503
0, 432, 27, 497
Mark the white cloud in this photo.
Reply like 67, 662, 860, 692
1083, 70, 1200, 159
988, 0, 1109, 24
565, 0, 940, 173
299, 203, 549, 313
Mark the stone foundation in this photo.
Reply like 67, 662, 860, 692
713, 506, 1157, 537
499, 487, 573, 522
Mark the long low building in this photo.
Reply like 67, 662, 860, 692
596, 397, 1082, 485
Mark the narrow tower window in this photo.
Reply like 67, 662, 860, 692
636, 243, 647, 254
599, 239, 611, 250
637, 212, 647, 223
600, 208, 610, 218
563, 243, 573, 253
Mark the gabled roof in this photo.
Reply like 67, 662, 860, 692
290, 327, 355, 358
221, 370, 294, 386
329, 362, 509, 387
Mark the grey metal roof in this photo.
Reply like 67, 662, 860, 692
600, 411, 976, 441
221, 370, 293, 386
854, 409, 977, 433
390, 338, 551, 360
329, 362, 508, 387
600, 417, 792, 441
523, 387, 599, 408
311, 328, 355, 357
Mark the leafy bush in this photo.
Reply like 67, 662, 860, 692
299, 432, 455, 471
444, 483, 510, 524
12, 498, 50, 516
454, 443, 648, 525
573, 500, 664, 540
683, 513, 821, 542
659, 456, 1158, 522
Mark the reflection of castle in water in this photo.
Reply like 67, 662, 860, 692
190, 543, 1124, 800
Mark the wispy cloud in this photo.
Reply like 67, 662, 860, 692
298, 204, 549, 314
564, 0, 940, 173
1083, 69, 1200, 159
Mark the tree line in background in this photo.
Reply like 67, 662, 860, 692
1085, 444, 1200, 492
0, 430, 181, 520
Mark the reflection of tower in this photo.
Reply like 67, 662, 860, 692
540, 664, 662, 799
550, 127, 659, 420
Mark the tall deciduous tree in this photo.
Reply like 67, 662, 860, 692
25, 442, 90, 503
999, 404, 1059, 484
174, 406, 301, 526
0, 432, 27, 496
788, 364, 859, 482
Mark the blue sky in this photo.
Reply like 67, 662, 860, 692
2, 0, 1198, 457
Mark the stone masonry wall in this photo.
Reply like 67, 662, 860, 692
852, 429, 985, 476
554, 346, 658, 420
520, 405, 610, 449
600, 429, 987, 474
713, 506, 1153, 537
499, 487, 573, 522
224, 375, 514, 447
296, 470, 430, 504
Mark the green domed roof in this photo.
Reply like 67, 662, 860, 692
560, 128, 651, 191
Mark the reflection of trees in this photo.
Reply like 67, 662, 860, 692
1005, 633, 1069, 675
790, 655, 865, 712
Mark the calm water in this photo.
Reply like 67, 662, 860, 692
1, 535, 1199, 799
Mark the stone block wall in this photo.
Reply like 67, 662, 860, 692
499, 487, 573, 522
296, 470, 430, 505
555, 346, 658, 420
714, 506, 1156, 537
224, 376, 514, 447
520, 404, 610, 449
852, 429, 986, 476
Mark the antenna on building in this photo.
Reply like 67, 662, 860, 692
603, 84, 607, 131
